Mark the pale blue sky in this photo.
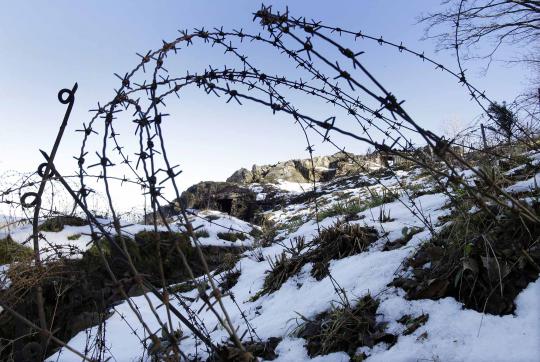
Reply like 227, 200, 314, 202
0, 1, 529, 209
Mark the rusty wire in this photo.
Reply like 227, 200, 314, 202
0, 4, 538, 361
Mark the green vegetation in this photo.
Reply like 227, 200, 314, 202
392, 202, 540, 315
364, 189, 399, 208
252, 222, 378, 300
398, 314, 429, 336
67, 233, 82, 241
194, 229, 210, 238
0, 235, 33, 264
284, 214, 306, 234
316, 190, 399, 222
38, 215, 87, 232
249, 226, 263, 238
317, 200, 364, 221
85, 231, 195, 283
217, 232, 247, 242
295, 294, 394, 359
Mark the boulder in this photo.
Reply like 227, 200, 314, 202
227, 168, 253, 183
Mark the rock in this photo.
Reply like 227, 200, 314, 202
180, 181, 260, 222
226, 151, 382, 184
144, 181, 286, 224
227, 167, 253, 183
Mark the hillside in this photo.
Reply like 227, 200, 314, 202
1, 147, 539, 361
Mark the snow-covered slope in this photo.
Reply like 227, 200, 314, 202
5, 151, 539, 362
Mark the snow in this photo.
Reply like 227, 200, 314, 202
371, 280, 540, 362
276, 180, 317, 193
4, 211, 254, 259
3, 158, 534, 362
505, 172, 540, 193
0, 264, 10, 290
188, 210, 255, 247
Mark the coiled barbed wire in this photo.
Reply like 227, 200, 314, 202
0, 4, 538, 361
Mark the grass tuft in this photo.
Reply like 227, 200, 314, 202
309, 223, 378, 280
295, 294, 395, 359
194, 229, 210, 238
253, 222, 379, 300
391, 203, 540, 315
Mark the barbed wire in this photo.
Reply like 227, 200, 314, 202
0, 4, 538, 361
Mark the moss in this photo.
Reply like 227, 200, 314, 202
38, 216, 87, 232
67, 234, 81, 241
83, 231, 194, 283
217, 232, 247, 242
1, 230, 243, 361
0, 236, 33, 264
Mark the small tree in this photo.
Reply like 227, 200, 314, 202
487, 101, 518, 143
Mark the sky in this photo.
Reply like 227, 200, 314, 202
0, 1, 531, 211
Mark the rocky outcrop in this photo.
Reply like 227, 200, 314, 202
147, 152, 382, 224
180, 182, 260, 222
226, 151, 382, 184
144, 182, 287, 224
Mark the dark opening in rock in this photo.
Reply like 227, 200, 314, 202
217, 198, 233, 214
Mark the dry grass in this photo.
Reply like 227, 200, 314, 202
392, 203, 540, 314
208, 337, 282, 361
309, 223, 378, 280
252, 222, 379, 300
295, 294, 395, 359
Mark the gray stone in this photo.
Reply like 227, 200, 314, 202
226, 151, 381, 184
